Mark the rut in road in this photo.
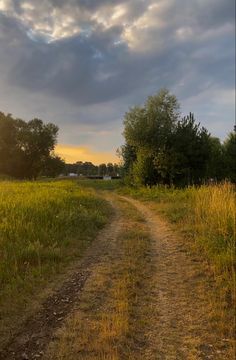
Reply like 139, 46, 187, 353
1, 194, 232, 360
121, 196, 232, 359
0, 198, 121, 360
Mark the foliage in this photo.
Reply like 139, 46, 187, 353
132, 149, 158, 186
224, 132, 236, 182
65, 161, 121, 177
120, 89, 235, 186
123, 88, 180, 150
206, 137, 225, 180
0, 112, 64, 179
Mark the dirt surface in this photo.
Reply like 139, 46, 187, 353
121, 196, 233, 359
0, 194, 233, 359
0, 198, 120, 360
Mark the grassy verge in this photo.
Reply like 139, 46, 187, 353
0, 180, 111, 347
77, 178, 123, 191
119, 183, 235, 308
45, 197, 152, 360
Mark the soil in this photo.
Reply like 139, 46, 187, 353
0, 194, 233, 360
0, 198, 120, 360
121, 196, 233, 359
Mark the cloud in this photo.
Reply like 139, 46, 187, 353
0, 0, 235, 157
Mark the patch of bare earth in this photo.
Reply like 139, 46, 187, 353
0, 198, 120, 360
1, 194, 233, 359
121, 196, 234, 359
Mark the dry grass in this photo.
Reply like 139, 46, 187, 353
45, 198, 152, 360
119, 183, 235, 297
194, 183, 235, 277
0, 180, 110, 348
117, 182, 235, 344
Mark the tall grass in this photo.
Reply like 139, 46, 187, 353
0, 181, 110, 288
193, 183, 235, 292
0, 180, 110, 344
118, 182, 235, 300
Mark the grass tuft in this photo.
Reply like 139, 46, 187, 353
0, 180, 111, 346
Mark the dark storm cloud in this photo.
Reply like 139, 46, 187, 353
0, 0, 234, 138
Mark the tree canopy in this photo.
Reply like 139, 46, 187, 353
0, 112, 64, 179
120, 89, 235, 186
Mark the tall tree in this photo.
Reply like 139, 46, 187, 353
120, 90, 219, 186
122, 89, 180, 185
169, 113, 211, 185
98, 163, 107, 176
224, 132, 236, 182
0, 112, 61, 179
123, 89, 180, 151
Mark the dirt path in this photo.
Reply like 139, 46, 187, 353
0, 194, 232, 359
121, 196, 232, 359
0, 197, 121, 360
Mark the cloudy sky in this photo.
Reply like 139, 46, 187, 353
0, 0, 235, 163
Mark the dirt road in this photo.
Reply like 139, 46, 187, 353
0, 194, 233, 359
121, 196, 232, 359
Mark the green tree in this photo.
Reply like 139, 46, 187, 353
169, 113, 211, 185
117, 144, 136, 178
133, 149, 158, 186
206, 137, 224, 180
16, 118, 59, 178
107, 163, 114, 176
41, 154, 65, 177
121, 90, 216, 186
98, 163, 107, 176
123, 89, 180, 151
0, 112, 20, 177
0, 112, 61, 179
224, 132, 236, 182
122, 89, 180, 185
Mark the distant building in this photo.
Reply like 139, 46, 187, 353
103, 175, 112, 180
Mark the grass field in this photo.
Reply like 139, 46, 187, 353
1, 178, 235, 353
78, 179, 235, 299
117, 182, 235, 305
0, 180, 111, 345
46, 197, 152, 360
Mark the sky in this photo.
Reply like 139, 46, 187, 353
0, 0, 235, 164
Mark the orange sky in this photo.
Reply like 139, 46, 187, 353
56, 144, 119, 165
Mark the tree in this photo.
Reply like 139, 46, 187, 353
169, 113, 211, 185
123, 89, 180, 151
120, 90, 221, 186
206, 137, 224, 180
133, 149, 158, 186
16, 118, 59, 178
41, 154, 65, 177
117, 144, 136, 178
107, 163, 114, 176
122, 89, 180, 185
0, 112, 21, 177
224, 132, 236, 182
98, 163, 107, 176
0, 112, 61, 179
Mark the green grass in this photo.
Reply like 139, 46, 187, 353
77, 179, 123, 191
46, 197, 152, 360
118, 183, 236, 300
0, 180, 111, 345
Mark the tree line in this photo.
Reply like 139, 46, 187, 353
65, 161, 120, 177
0, 112, 65, 179
119, 89, 235, 186
0, 112, 120, 179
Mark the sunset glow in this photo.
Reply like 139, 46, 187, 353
56, 144, 118, 164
